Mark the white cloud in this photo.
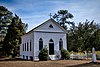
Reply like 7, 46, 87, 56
1, 0, 100, 32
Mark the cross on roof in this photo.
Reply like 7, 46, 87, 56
49, 13, 52, 19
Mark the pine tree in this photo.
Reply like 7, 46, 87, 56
3, 14, 27, 57
0, 6, 13, 55
53, 10, 74, 29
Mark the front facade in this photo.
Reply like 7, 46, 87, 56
20, 19, 67, 61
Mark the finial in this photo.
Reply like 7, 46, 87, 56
49, 13, 52, 19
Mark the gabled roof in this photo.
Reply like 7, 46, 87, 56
25, 18, 67, 35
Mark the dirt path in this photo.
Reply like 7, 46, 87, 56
0, 57, 100, 67
1, 60, 99, 67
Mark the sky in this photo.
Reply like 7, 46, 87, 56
0, 0, 100, 32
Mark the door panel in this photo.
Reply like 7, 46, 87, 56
49, 43, 54, 55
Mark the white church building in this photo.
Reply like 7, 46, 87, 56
20, 18, 67, 61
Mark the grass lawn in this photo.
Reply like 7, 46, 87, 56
0, 58, 100, 67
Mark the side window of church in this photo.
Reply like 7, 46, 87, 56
39, 38, 43, 50
30, 40, 31, 51
27, 42, 29, 51
25, 43, 26, 51
59, 38, 63, 50
23, 44, 24, 51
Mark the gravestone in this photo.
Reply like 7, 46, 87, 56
92, 47, 96, 62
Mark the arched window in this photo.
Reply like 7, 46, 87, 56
49, 39, 54, 42
30, 40, 31, 51
59, 38, 63, 50
39, 38, 43, 50
27, 42, 29, 51
23, 44, 24, 51
25, 43, 26, 51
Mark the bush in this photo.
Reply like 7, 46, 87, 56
38, 46, 48, 61
96, 51, 100, 60
61, 49, 70, 60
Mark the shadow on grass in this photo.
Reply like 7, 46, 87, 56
67, 62, 100, 67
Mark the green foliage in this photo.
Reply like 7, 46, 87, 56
68, 19, 100, 52
0, 6, 28, 57
96, 51, 100, 55
0, 6, 13, 48
2, 14, 26, 57
38, 46, 48, 61
61, 49, 70, 60
53, 10, 74, 29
